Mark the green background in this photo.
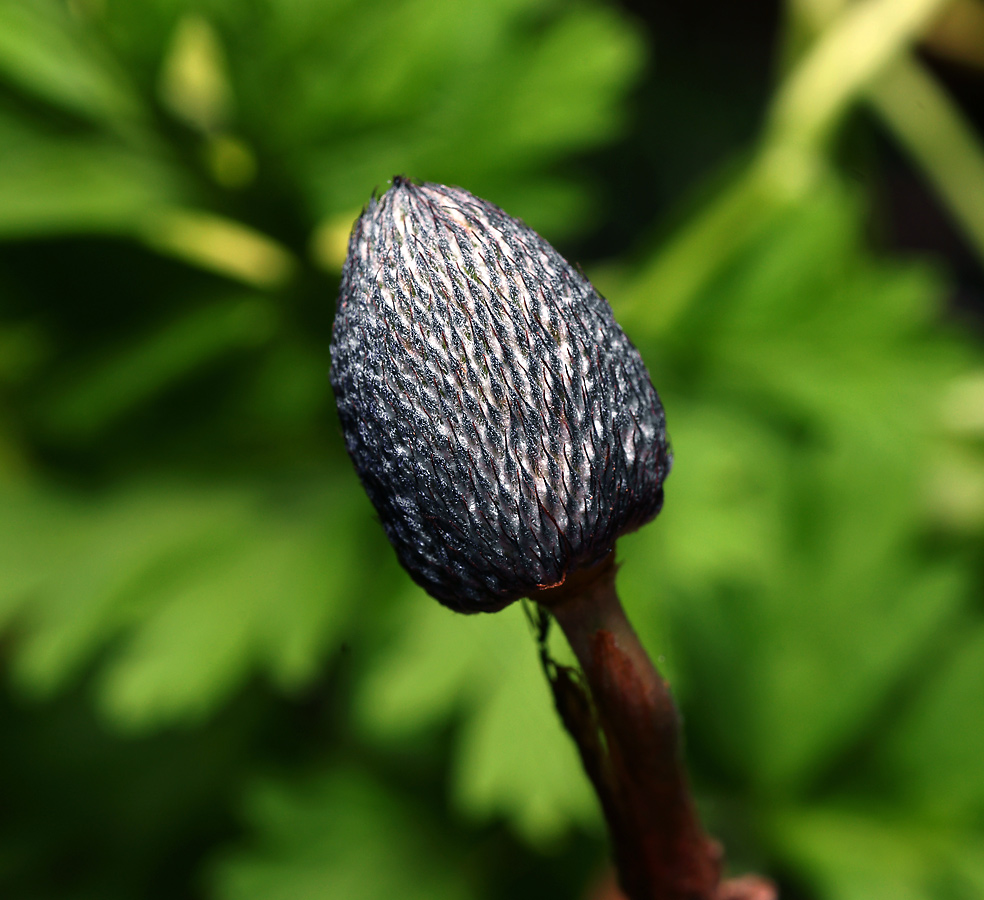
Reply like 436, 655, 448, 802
2, 1, 984, 898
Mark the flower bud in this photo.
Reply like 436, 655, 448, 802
330, 178, 670, 612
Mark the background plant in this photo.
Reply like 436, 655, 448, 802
1, 1, 983, 898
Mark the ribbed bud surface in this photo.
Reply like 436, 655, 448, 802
330, 178, 670, 612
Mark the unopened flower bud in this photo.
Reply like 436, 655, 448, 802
330, 178, 670, 612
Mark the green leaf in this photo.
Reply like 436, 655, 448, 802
874, 624, 984, 823
356, 591, 598, 842
0, 118, 187, 239
0, 485, 77, 630
212, 769, 473, 900
615, 185, 975, 795
212, 0, 643, 233
0, 0, 143, 126
2, 478, 362, 731
770, 806, 984, 900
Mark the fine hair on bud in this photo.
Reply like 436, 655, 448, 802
330, 177, 671, 612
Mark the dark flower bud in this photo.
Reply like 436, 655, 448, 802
330, 178, 670, 613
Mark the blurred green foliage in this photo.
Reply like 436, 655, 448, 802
2, 1, 984, 898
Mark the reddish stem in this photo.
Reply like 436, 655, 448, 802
535, 554, 775, 900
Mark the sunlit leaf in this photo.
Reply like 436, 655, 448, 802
0, 118, 187, 238
207, 0, 643, 233
874, 624, 984, 823
616, 187, 975, 795
356, 590, 599, 842
0, 0, 142, 126
3, 478, 362, 731
770, 806, 984, 900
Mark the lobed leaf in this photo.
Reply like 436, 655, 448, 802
2, 478, 362, 731
357, 591, 598, 842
